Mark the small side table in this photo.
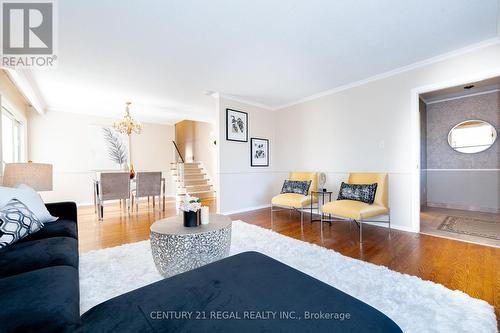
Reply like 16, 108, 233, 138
150, 214, 232, 277
310, 191, 333, 223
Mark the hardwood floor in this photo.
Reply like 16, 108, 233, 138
77, 198, 217, 253
77, 201, 499, 326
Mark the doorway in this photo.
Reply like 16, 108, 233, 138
418, 76, 500, 247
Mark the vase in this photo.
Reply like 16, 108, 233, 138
200, 206, 209, 225
129, 164, 136, 179
183, 210, 199, 227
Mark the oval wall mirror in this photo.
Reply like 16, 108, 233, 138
448, 120, 497, 154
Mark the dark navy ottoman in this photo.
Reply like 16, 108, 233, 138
73, 252, 402, 333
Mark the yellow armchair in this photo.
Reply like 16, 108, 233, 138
271, 172, 318, 231
321, 173, 390, 243
271, 193, 314, 209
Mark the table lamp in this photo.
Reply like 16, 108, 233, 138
2, 162, 53, 191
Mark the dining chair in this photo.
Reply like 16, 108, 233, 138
96, 172, 131, 221
131, 172, 162, 212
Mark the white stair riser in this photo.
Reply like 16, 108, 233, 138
170, 168, 202, 172
171, 171, 206, 177
170, 162, 201, 167
195, 191, 216, 199
178, 191, 215, 199
180, 179, 210, 186
171, 162, 214, 199
170, 164, 201, 169
182, 174, 206, 180
180, 185, 212, 192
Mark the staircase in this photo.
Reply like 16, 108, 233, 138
170, 162, 216, 200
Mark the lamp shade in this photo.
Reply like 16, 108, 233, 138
3, 163, 53, 191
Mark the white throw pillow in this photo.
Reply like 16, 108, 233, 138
0, 184, 58, 223
0, 199, 44, 249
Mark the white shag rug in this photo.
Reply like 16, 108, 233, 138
80, 221, 497, 333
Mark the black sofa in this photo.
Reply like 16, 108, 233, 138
0, 202, 80, 333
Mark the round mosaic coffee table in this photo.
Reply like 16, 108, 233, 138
150, 214, 232, 277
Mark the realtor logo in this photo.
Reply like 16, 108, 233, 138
1, 0, 57, 67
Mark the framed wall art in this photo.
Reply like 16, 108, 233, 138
250, 137, 269, 167
226, 108, 248, 142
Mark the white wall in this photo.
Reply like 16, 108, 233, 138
28, 110, 176, 204
217, 97, 275, 214
0, 70, 30, 183
273, 42, 500, 232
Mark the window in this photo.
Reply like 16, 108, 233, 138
2, 106, 25, 165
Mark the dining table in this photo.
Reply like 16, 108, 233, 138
92, 170, 167, 213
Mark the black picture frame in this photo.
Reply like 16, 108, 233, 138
226, 108, 248, 142
250, 137, 269, 167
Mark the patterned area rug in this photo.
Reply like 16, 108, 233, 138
438, 216, 500, 240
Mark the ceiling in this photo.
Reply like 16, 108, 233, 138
421, 76, 500, 103
28, 0, 500, 124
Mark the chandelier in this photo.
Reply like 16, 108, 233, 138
113, 102, 142, 135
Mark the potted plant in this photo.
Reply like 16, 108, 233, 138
180, 195, 202, 227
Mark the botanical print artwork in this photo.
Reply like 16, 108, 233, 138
89, 126, 129, 170
251, 138, 269, 167
232, 115, 244, 134
254, 143, 265, 158
102, 128, 128, 167
226, 109, 248, 142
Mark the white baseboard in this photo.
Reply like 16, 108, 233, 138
364, 222, 418, 233
305, 210, 417, 233
223, 205, 418, 233
221, 204, 271, 215
323, 218, 417, 233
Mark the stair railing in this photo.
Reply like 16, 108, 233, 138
172, 141, 185, 163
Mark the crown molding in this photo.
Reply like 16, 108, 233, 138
2, 68, 46, 114
219, 93, 275, 111
274, 37, 500, 110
